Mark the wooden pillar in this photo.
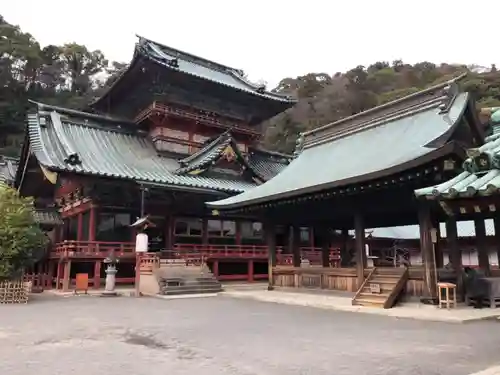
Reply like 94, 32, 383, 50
93, 260, 101, 289
248, 260, 254, 282
340, 228, 350, 267
164, 216, 173, 250
88, 206, 96, 241
475, 218, 490, 275
418, 204, 437, 301
446, 219, 462, 271
77, 214, 83, 241
47, 261, 55, 289
212, 260, 219, 278
264, 222, 276, 290
291, 226, 301, 267
235, 222, 242, 245
62, 260, 72, 292
318, 226, 330, 267
433, 219, 444, 269
202, 219, 208, 246
56, 261, 63, 290
494, 217, 500, 270
354, 214, 366, 288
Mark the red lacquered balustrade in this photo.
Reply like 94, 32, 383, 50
52, 241, 136, 259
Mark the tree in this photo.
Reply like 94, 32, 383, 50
0, 186, 48, 281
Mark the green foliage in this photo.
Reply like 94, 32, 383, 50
267, 62, 500, 153
0, 186, 48, 280
0, 15, 125, 156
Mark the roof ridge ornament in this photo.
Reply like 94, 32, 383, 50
293, 133, 305, 158
438, 82, 460, 114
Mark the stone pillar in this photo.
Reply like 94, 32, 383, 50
354, 214, 366, 288
418, 204, 437, 301
475, 219, 490, 276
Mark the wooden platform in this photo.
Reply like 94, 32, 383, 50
352, 267, 408, 308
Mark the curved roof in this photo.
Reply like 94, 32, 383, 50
415, 131, 500, 199
92, 36, 296, 110
208, 81, 472, 210
491, 108, 500, 124
26, 103, 257, 194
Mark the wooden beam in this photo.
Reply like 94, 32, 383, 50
291, 226, 301, 267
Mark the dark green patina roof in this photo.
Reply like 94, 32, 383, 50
208, 78, 473, 210
177, 131, 289, 181
415, 132, 500, 199
135, 36, 295, 103
33, 209, 63, 226
27, 103, 258, 194
0, 156, 18, 186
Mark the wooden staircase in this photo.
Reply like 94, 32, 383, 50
352, 267, 409, 309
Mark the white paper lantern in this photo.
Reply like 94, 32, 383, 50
135, 233, 149, 253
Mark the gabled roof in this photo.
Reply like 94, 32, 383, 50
415, 132, 500, 199
208, 77, 475, 210
22, 102, 257, 194
176, 131, 290, 181
92, 36, 296, 110
0, 155, 18, 186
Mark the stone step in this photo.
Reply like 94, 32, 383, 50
161, 288, 222, 296
352, 298, 385, 307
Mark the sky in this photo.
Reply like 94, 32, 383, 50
2, 0, 500, 89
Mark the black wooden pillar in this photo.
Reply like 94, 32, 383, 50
432, 219, 444, 269
318, 226, 330, 267
474, 218, 490, 276
354, 214, 366, 288
446, 219, 462, 271
290, 226, 301, 267
340, 228, 350, 267
494, 217, 500, 270
418, 204, 438, 301
264, 222, 277, 291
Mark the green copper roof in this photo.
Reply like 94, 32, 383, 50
27, 103, 258, 194
33, 209, 63, 226
415, 132, 500, 199
176, 131, 289, 181
208, 85, 471, 210
491, 109, 500, 124
136, 36, 295, 103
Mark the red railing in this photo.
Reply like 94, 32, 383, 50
51, 241, 341, 266
170, 244, 272, 259
53, 241, 136, 258
135, 102, 260, 136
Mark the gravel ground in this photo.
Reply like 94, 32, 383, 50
0, 294, 499, 375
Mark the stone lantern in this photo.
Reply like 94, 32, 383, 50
101, 249, 119, 297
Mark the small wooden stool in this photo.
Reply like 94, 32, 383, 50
437, 282, 457, 309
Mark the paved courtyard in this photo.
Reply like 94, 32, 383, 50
0, 294, 499, 375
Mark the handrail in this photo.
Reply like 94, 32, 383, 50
352, 267, 378, 302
